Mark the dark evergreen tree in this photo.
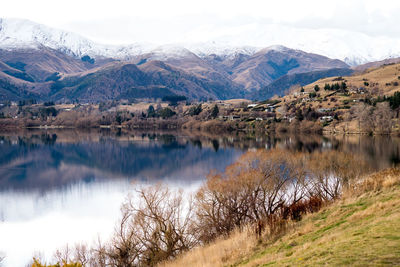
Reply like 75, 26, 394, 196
211, 104, 219, 118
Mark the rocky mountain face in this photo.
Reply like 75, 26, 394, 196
0, 18, 355, 102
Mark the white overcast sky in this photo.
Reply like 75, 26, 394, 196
1, 0, 400, 45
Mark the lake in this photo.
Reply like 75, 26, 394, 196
0, 129, 399, 266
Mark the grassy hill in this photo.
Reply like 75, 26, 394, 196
160, 169, 400, 267
297, 62, 400, 97
253, 68, 353, 100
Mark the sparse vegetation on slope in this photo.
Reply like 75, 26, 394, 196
160, 168, 400, 267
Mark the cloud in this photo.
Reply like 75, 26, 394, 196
1, 0, 400, 44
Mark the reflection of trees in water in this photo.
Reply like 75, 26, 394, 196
212, 139, 219, 152
0, 133, 242, 191
334, 136, 400, 170
0, 130, 399, 191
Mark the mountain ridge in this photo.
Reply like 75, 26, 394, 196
2, 18, 386, 102
1, 18, 400, 65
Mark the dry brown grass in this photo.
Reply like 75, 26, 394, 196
305, 63, 400, 96
159, 226, 258, 267
345, 168, 400, 197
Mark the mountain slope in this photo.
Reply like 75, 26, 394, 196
298, 62, 400, 97
47, 61, 243, 102
5, 18, 391, 102
133, 46, 242, 95
0, 18, 153, 59
230, 46, 349, 92
0, 47, 113, 82
0, 72, 39, 101
353, 57, 400, 73
253, 68, 354, 100
161, 169, 400, 267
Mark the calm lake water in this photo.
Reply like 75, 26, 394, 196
0, 129, 399, 266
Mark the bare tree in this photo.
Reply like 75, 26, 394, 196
194, 149, 310, 243
307, 151, 368, 200
106, 184, 198, 266
42, 149, 371, 266
373, 102, 393, 134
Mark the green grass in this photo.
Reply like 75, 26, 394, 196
235, 186, 400, 267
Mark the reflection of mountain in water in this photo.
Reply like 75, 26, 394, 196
0, 134, 242, 191
0, 131, 400, 192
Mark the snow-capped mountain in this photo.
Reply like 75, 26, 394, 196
0, 18, 154, 59
2, 18, 400, 66
184, 24, 400, 66
0, 17, 398, 102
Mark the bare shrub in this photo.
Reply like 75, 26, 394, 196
373, 102, 393, 134
307, 151, 369, 200
193, 149, 310, 243
41, 149, 373, 266
105, 184, 198, 266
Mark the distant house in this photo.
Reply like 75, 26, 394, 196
320, 116, 333, 122
317, 108, 332, 113
247, 104, 258, 108
265, 106, 276, 112
229, 115, 241, 121
351, 87, 367, 94
219, 115, 239, 121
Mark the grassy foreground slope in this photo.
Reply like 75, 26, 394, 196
160, 169, 400, 267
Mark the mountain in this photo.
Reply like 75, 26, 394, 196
3, 18, 400, 66
186, 25, 400, 66
0, 47, 114, 82
0, 18, 154, 59
353, 57, 400, 73
45, 60, 243, 102
0, 18, 360, 102
227, 46, 349, 92
253, 68, 354, 100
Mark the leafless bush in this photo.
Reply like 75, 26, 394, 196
193, 149, 310, 243
103, 184, 198, 266
373, 102, 392, 134
306, 151, 369, 200
43, 149, 371, 266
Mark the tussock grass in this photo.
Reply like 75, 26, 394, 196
158, 227, 258, 267
160, 168, 400, 267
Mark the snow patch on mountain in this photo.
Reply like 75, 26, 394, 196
197, 24, 400, 66
2, 18, 400, 66
145, 45, 198, 61
186, 42, 258, 59
0, 18, 153, 59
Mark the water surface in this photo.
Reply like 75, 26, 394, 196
0, 129, 399, 266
